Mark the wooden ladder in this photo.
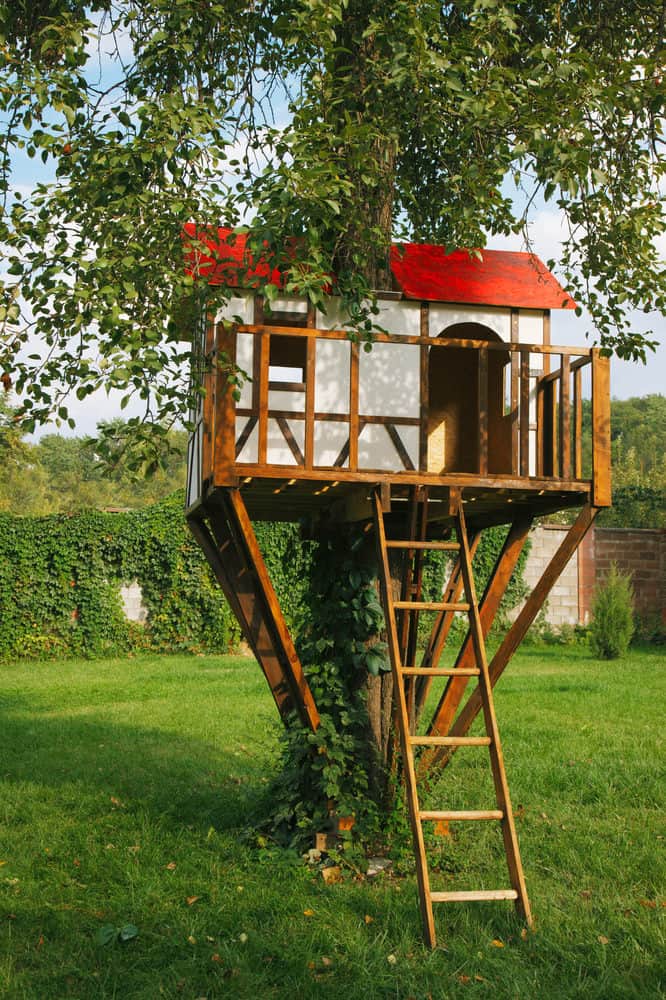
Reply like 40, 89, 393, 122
373, 488, 532, 948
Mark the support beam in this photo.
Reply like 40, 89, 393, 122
420, 516, 533, 770
188, 492, 320, 733
423, 503, 598, 777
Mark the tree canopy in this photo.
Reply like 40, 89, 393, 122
1, 1, 664, 444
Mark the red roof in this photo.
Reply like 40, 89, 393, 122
184, 225, 576, 310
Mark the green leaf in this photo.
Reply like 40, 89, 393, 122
96, 925, 118, 946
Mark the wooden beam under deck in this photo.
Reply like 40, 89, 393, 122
419, 503, 599, 779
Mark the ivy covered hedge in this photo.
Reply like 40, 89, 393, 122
0, 492, 311, 661
0, 490, 528, 666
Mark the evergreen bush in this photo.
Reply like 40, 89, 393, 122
589, 563, 635, 659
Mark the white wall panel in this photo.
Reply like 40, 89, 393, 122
315, 339, 350, 414
267, 418, 299, 465
314, 421, 349, 467
428, 304, 510, 341
236, 418, 258, 464
235, 333, 254, 408
518, 310, 544, 345
374, 300, 420, 336
359, 342, 420, 418
268, 389, 305, 412
214, 292, 253, 324
358, 423, 418, 471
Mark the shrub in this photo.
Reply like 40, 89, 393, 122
589, 563, 635, 659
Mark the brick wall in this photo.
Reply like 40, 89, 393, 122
516, 524, 665, 626
589, 527, 666, 623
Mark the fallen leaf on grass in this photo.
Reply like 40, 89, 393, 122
598, 935, 610, 945
303, 908, 315, 917
321, 956, 332, 967
491, 939, 504, 948
364, 914, 374, 924
321, 866, 341, 884
186, 896, 200, 907
110, 797, 125, 809
387, 954, 397, 965
474, 975, 486, 983
639, 899, 656, 909
211, 953, 222, 963
457, 974, 471, 984
187, 935, 196, 945
580, 890, 592, 901
165, 862, 177, 871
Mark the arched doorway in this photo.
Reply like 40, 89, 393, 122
427, 323, 511, 475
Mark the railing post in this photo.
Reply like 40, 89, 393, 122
573, 366, 583, 478
349, 341, 360, 472
519, 350, 530, 477
592, 350, 611, 506
257, 330, 270, 465
559, 354, 571, 479
478, 346, 488, 476
305, 335, 315, 470
213, 320, 238, 486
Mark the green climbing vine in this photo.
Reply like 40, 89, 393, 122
265, 522, 529, 851
0, 491, 312, 661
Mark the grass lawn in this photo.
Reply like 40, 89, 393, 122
0, 645, 663, 999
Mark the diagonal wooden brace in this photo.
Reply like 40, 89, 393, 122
418, 516, 532, 775
188, 490, 320, 733
421, 503, 598, 777
415, 530, 481, 719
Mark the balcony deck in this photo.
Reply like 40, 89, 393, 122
186, 320, 611, 527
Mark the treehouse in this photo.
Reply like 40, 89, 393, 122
183, 227, 611, 947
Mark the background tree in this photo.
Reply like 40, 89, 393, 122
0, 0, 663, 444
1, 1, 664, 837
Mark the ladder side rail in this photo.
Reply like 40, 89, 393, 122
373, 490, 436, 948
456, 503, 532, 924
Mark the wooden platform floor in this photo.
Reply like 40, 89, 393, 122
195, 473, 590, 530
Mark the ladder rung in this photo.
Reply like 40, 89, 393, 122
386, 541, 460, 551
393, 601, 470, 612
410, 736, 491, 747
430, 890, 518, 903
401, 667, 480, 677
420, 810, 503, 821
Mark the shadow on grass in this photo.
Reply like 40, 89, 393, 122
0, 688, 275, 834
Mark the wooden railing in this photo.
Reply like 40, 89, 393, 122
195, 322, 611, 506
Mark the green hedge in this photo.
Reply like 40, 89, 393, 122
0, 492, 312, 661
0, 491, 528, 662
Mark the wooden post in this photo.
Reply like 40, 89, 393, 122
420, 303, 429, 473
349, 341, 360, 472
510, 310, 519, 475
592, 351, 611, 506
478, 347, 489, 476
213, 322, 237, 485
257, 331, 270, 466
559, 355, 571, 479
573, 365, 582, 478
305, 337, 315, 470
519, 350, 530, 477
